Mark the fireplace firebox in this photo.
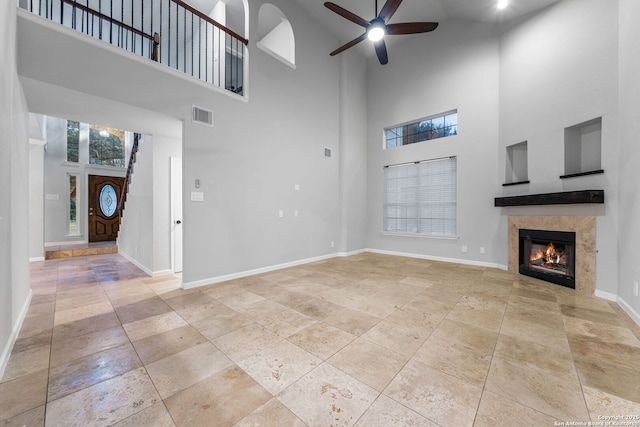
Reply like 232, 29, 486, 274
518, 229, 576, 289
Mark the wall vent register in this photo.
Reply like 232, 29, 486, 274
192, 106, 214, 127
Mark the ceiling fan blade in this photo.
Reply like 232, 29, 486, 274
374, 38, 389, 65
386, 22, 439, 35
378, 0, 403, 21
324, 2, 370, 28
330, 33, 368, 56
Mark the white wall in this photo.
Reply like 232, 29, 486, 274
497, 0, 619, 295
29, 114, 45, 261
366, 20, 502, 266
0, 1, 31, 379
118, 133, 181, 275
617, 0, 640, 322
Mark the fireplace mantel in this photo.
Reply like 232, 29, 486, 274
495, 190, 604, 207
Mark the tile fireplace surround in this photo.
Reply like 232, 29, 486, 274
508, 216, 596, 295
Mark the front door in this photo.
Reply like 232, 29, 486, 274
88, 175, 125, 242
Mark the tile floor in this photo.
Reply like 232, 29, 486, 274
1, 252, 640, 426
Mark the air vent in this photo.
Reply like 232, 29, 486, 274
324, 147, 332, 158
192, 106, 214, 127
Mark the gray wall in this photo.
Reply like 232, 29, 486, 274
617, 0, 640, 321
497, 0, 619, 296
0, 2, 31, 378
366, 20, 501, 265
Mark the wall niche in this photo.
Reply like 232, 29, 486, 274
504, 141, 529, 186
562, 117, 603, 178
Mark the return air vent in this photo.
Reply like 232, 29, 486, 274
192, 106, 214, 127
324, 147, 332, 158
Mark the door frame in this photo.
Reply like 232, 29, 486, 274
170, 157, 183, 274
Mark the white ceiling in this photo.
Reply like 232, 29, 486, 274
293, 0, 561, 54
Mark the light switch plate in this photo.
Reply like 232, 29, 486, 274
190, 191, 204, 202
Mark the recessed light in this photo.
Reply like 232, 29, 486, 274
497, 0, 508, 10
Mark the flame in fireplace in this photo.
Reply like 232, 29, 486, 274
530, 242, 560, 263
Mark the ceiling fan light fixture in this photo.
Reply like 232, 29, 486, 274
497, 0, 508, 10
367, 20, 386, 42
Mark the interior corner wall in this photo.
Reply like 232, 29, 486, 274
0, 2, 31, 378
497, 0, 619, 296
366, 20, 501, 266
617, 0, 640, 321
338, 53, 368, 253
117, 136, 154, 274
29, 139, 45, 260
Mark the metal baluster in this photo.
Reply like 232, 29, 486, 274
159, 0, 163, 63
198, 18, 201, 79
205, 22, 208, 83
191, 12, 194, 76
98, 0, 102, 40
168, 0, 171, 68
183, 7, 186, 73
141, 0, 144, 57
175, 1, 178, 70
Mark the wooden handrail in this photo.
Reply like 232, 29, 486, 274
118, 134, 139, 218
169, 0, 248, 45
60, 0, 155, 41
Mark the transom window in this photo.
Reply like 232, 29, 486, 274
66, 120, 79, 163
386, 110, 458, 149
89, 125, 125, 167
383, 157, 457, 237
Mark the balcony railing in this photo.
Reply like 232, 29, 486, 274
22, 0, 248, 95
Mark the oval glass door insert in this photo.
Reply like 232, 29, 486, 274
99, 184, 118, 217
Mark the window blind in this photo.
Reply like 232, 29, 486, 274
383, 157, 457, 236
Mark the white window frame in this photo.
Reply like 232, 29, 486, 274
383, 157, 457, 237
385, 110, 458, 149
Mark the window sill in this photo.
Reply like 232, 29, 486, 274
502, 180, 530, 187
85, 164, 126, 171
380, 232, 458, 240
256, 41, 297, 69
559, 169, 604, 179
61, 161, 81, 168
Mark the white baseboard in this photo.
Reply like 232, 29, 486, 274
0, 289, 32, 381
153, 269, 173, 277
118, 250, 153, 276
29, 256, 45, 262
594, 289, 617, 302
44, 240, 86, 247
617, 296, 640, 327
365, 248, 508, 270
182, 251, 351, 290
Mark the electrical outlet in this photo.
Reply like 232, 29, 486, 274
278, 210, 284, 218
634, 281, 639, 297
462, 245, 468, 253
480, 247, 485, 254
331, 241, 335, 248
294, 210, 299, 217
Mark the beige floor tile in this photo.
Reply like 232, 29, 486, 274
485, 356, 589, 421
164, 291, 217, 311
413, 319, 497, 387
568, 334, 640, 372
328, 338, 407, 392
48, 343, 142, 401
11, 327, 52, 354
191, 309, 254, 340
45, 367, 161, 427
582, 386, 640, 422
110, 402, 176, 427
256, 309, 319, 338
213, 324, 283, 362
287, 322, 356, 360
0, 370, 48, 422
360, 317, 431, 356
354, 394, 437, 427
1, 345, 50, 383
164, 366, 271, 427
132, 324, 208, 365
238, 339, 321, 394
175, 299, 227, 324
122, 311, 187, 342
146, 342, 233, 399
323, 307, 381, 336
564, 316, 640, 348
474, 391, 560, 427
114, 296, 173, 324
234, 398, 307, 427
493, 334, 579, 382
0, 404, 45, 427
54, 291, 110, 312
560, 304, 626, 326
574, 355, 640, 404
51, 311, 120, 342
385, 359, 482, 427
236, 299, 289, 320
49, 325, 129, 367
277, 362, 379, 427
292, 298, 346, 320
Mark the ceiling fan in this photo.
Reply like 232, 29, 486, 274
324, 0, 439, 65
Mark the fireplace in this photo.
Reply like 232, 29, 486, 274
518, 229, 576, 289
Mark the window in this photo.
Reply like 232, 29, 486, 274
89, 125, 125, 167
383, 157, 457, 237
68, 174, 79, 236
386, 111, 457, 149
66, 120, 79, 162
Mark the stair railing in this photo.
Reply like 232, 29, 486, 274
23, 0, 247, 94
117, 132, 139, 223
